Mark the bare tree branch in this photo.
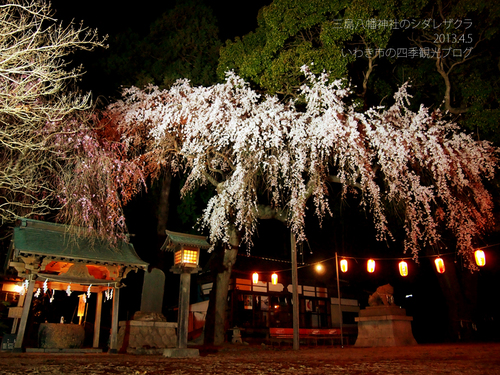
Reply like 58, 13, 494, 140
0, 1, 109, 227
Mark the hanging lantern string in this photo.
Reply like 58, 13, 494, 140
243, 244, 497, 275
475, 242, 500, 250
243, 252, 459, 274
238, 253, 297, 265
320, 251, 460, 263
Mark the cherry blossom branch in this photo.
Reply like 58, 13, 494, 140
109, 66, 497, 268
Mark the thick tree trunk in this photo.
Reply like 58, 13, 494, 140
213, 225, 240, 345
435, 57, 468, 115
213, 249, 237, 344
204, 212, 287, 345
156, 173, 172, 236
425, 245, 479, 341
204, 224, 240, 346
434, 261, 478, 341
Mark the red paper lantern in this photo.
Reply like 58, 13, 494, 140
367, 259, 376, 273
474, 250, 486, 267
434, 257, 445, 274
340, 259, 348, 273
399, 261, 408, 277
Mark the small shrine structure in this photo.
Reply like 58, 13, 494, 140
7, 218, 148, 352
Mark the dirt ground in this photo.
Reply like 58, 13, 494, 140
1, 342, 499, 374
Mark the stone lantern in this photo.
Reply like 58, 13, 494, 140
162, 230, 210, 358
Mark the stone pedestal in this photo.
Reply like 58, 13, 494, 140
163, 348, 199, 358
355, 306, 417, 347
38, 323, 85, 349
117, 320, 177, 354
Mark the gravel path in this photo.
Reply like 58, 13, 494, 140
1, 343, 499, 374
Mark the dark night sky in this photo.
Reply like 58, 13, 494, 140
50, 0, 271, 98
51, 1, 270, 42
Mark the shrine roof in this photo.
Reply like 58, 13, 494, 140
12, 218, 148, 269
162, 230, 210, 251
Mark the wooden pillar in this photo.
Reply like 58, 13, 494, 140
14, 276, 35, 351
177, 271, 191, 349
11, 293, 26, 334
291, 232, 299, 351
93, 291, 103, 348
109, 286, 120, 353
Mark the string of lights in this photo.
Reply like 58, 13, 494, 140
244, 244, 497, 284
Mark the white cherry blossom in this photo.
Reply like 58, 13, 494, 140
107, 68, 497, 268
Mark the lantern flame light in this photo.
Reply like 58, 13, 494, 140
271, 273, 278, 285
367, 259, 376, 273
399, 261, 408, 277
435, 257, 445, 273
174, 248, 199, 266
474, 250, 486, 267
252, 272, 259, 284
340, 259, 348, 273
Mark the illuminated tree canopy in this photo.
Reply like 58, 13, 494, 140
108, 67, 497, 267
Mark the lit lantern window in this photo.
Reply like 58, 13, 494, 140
174, 247, 200, 267
340, 259, 348, 273
474, 250, 486, 267
252, 272, 259, 284
399, 261, 408, 277
271, 273, 278, 285
367, 259, 376, 273
435, 257, 445, 274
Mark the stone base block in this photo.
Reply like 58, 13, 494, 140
359, 306, 407, 317
355, 307, 417, 347
163, 348, 199, 358
38, 323, 85, 349
27, 348, 102, 353
117, 320, 177, 353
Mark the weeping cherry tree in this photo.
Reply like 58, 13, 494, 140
108, 66, 497, 344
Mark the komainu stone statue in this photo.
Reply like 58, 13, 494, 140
355, 283, 417, 346
368, 284, 395, 306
